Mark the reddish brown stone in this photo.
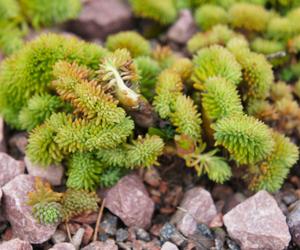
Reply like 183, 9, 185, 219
224, 191, 291, 250
144, 167, 161, 187
81, 239, 118, 250
82, 224, 94, 246
209, 213, 223, 228
66, 0, 133, 39
0, 153, 25, 187
104, 175, 154, 229
71, 212, 98, 224
167, 10, 197, 44
24, 157, 64, 186
2, 227, 13, 241
2, 175, 57, 244
171, 187, 217, 236
0, 238, 32, 250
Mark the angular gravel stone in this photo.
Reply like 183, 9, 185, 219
161, 241, 179, 250
287, 200, 300, 247
67, 0, 133, 39
167, 10, 197, 44
81, 239, 118, 250
24, 157, 64, 186
0, 153, 25, 187
0, 238, 32, 250
2, 175, 58, 244
50, 243, 75, 250
224, 190, 291, 250
105, 174, 154, 229
171, 187, 217, 236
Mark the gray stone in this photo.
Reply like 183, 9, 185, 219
161, 242, 179, 250
105, 174, 154, 229
51, 229, 67, 244
49, 242, 75, 250
2, 175, 58, 244
67, 0, 133, 39
116, 228, 128, 242
167, 10, 197, 44
0, 238, 32, 250
224, 190, 291, 250
71, 227, 85, 250
24, 157, 64, 186
0, 153, 25, 187
171, 187, 217, 236
100, 213, 118, 236
287, 200, 300, 247
81, 239, 118, 250
0, 118, 6, 152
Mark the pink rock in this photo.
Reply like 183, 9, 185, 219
104, 174, 154, 229
2, 175, 58, 244
171, 187, 217, 236
49, 243, 75, 250
81, 240, 118, 250
24, 157, 64, 186
161, 242, 179, 250
167, 10, 197, 44
0, 153, 25, 187
0, 118, 6, 152
67, 0, 133, 39
223, 190, 291, 250
0, 238, 32, 250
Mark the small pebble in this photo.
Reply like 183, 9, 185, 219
161, 241, 179, 250
98, 233, 108, 242
160, 223, 187, 247
196, 224, 214, 239
116, 228, 129, 242
226, 238, 241, 250
72, 228, 85, 250
51, 229, 67, 244
135, 228, 151, 242
100, 213, 118, 236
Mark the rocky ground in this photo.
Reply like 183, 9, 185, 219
0, 0, 300, 250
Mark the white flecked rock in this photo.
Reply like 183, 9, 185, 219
0, 152, 25, 187
2, 175, 58, 244
81, 240, 118, 250
171, 187, 217, 236
167, 10, 197, 44
105, 174, 154, 229
25, 157, 64, 186
0, 238, 32, 250
161, 241, 179, 250
224, 190, 291, 250
49, 243, 75, 250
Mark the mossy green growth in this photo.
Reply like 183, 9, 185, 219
213, 115, 275, 164
192, 45, 242, 86
106, 31, 151, 58
20, 0, 81, 28
129, 0, 177, 25
32, 201, 63, 225
251, 38, 285, 55
194, 4, 229, 31
0, 33, 108, 129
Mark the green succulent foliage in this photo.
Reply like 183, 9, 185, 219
67, 153, 103, 191
19, 94, 64, 131
170, 95, 202, 140
194, 4, 229, 31
184, 147, 232, 183
169, 58, 193, 82
134, 56, 161, 100
267, 17, 295, 41
0, 21, 24, 55
0, 0, 20, 20
201, 77, 243, 120
233, 49, 274, 100
99, 168, 127, 188
228, 3, 270, 32
226, 36, 249, 53
61, 189, 99, 221
96, 135, 164, 168
250, 38, 285, 55
249, 132, 299, 192
0, 33, 108, 128
213, 115, 275, 164
192, 45, 242, 85
187, 25, 237, 54
32, 201, 63, 225
106, 31, 151, 58
129, 0, 177, 25
153, 69, 183, 119
26, 113, 67, 166
20, 0, 81, 28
